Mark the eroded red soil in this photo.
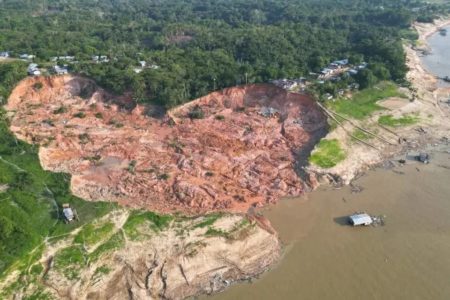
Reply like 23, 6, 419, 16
6, 75, 327, 214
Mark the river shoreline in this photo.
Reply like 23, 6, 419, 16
205, 18, 450, 300
305, 18, 450, 187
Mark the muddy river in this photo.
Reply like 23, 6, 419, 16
421, 25, 450, 87
207, 147, 450, 300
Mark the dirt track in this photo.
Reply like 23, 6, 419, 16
6, 76, 327, 214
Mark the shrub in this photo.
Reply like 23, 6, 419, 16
73, 112, 86, 118
157, 173, 170, 180
53, 106, 67, 114
33, 82, 43, 90
188, 105, 204, 119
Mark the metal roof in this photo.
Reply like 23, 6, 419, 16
63, 207, 74, 220
349, 213, 372, 225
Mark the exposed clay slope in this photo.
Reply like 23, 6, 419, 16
6, 76, 327, 214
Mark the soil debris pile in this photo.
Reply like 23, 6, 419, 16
6, 75, 327, 214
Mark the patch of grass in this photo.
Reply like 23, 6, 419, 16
89, 231, 125, 262
193, 213, 222, 229
94, 265, 111, 276
351, 129, 371, 141
73, 222, 115, 247
378, 114, 419, 127
328, 82, 405, 119
29, 264, 44, 276
54, 245, 87, 280
123, 211, 173, 240
214, 114, 225, 121
54, 246, 86, 268
205, 227, 229, 238
309, 139, 346, 168
22, 288, 53, 300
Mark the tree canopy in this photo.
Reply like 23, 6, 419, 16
0, 0, 447, 106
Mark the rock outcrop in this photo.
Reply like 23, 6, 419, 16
6, 75, 327, 214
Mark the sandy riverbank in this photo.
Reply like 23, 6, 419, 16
307, 18, 450, 185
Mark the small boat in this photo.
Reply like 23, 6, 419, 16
348, 213, 373, 226
439, 28, 447, 36
443, 76, 450, 83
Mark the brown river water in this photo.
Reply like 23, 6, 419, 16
207, 147, 450, 300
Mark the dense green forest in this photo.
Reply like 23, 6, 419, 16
0, 0, 449, 106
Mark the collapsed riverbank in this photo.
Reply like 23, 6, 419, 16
1, 76, 328, 299
6, 76, 327, 214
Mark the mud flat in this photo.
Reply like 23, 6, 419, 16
6, 76, 327, 214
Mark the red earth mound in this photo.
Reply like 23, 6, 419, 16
6, 75, 327, 214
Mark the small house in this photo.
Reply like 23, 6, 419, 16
349, 213, 373, 226
20, 54, 35, 60
335, 58, 349, 66
0, 51, 9, 58
27, 63, 41, 76
260, 107, 279, 118
62, 203, 78, 223
357, 62, 368, 70
92, 55, 109, 63
53, 65, 68, 75
51, 56, 75, 62
321, 68, 333, 75
324, 93, 333, 101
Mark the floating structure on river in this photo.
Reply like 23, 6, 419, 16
349, 213, 373, 226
